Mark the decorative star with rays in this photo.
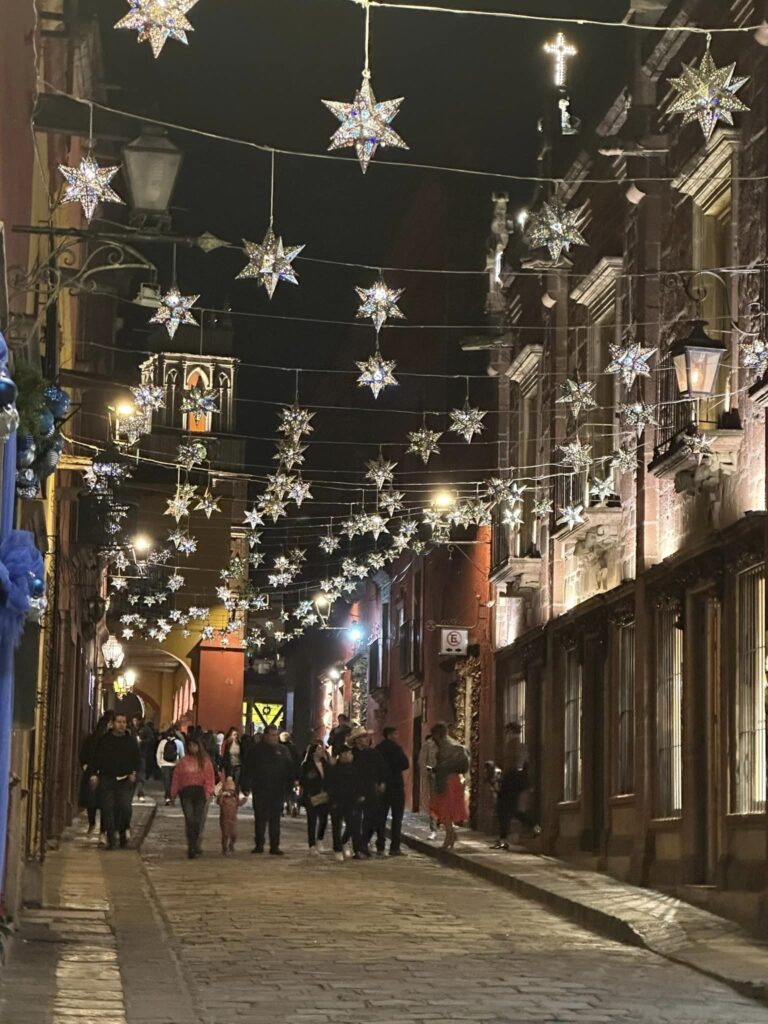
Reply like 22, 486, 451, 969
323, 75, 408, 174
668, 44, 749, 142
115, 0, 198, 57
380, 489, 405, 516
58, 153, 124, 223
243, 507, 264, 530
168, 529, 188, 549
319, 533, 340, 555
177, 440, 208, 471
556, 378, 598, 419
237, 228, 305, 299
340, 516, 360, 540
247, 531, 263, 549
165, 483, 197, 522
249, 551, 265, 569
619, 400, 658, 439
274, 438, 307, 470
391, 532, 411, 555
195, 490, 221, 519
368, 552, 387, 572
741, 337, 768, 377
278, 404, 315, 439
559, 439, 593, 471
132, 383, 165, 411
683, 429, 714, 464
167, 573, 185, 593
611, 444, 637, 475
407, 426, 442, 465
356, 280, 405, 332
150, 287, 199, 340
111, 576, 128, 591
365, 454, 397, 489
606, 340, 656, 389
589, 476, 616, 505
502, 505, 525, 530
485, 478, 514, 504
264, 472, 295, 499
261, 494, 288, 523
177, 534, 198, 556
526, 199, 586, 263
449, 402, 487, 443
287, 477, 313, 507
557, 504, 586, 531
366, 513, 390, 541
356, 353, 398, 399
122, 627, 135, 640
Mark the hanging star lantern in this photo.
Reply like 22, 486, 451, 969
195, 491, 221, 518
132, 383, 165, 411
287, 477, 313, 507
278, 405, 314, 439
323, 75, 408, 174
611, 444, 637, 475
365, 454, 397, 489
167, 573, 185, 592
356, 353, 398, 399
556, 378, 598, 419
122, 627, 135, 640
407, 426, 442, 464
502, 506, 524, 530
449, 402, 487, 443
683, 429, 713, 464
356, 281, 405, 332
58, 153, 124, 223
150, 287, 199, 340
619, 401, 658, 439
318, 533, 339, 556
181, 384, 219, 423
741, 337, 768, 377
589, 476, 615, 504
606, 340, 656, 389
247, 531, 263, 549
237, 228, 305, 299
176, 440, 208, 470
165, 483, 197, 521
250, 551, 265, 569
366, 513, 390, 541
274, 438, 307, 470
557, 504, 586, 531
115, 0, 198, 57
264, 472, 295, 499
668, 43, 749, 142
368, 552, 386, 572
526, 199, 586, 263
110, 576, 128, 592
243, 507, 265, 529
380, 489, 404, 516
261, 494, 288, 522
177, 534, 198, 556
559, 439, 593, 471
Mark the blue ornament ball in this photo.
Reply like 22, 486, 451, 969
17, 444, 36, 468
28, 573, 45, 599
0, 374, 17, 408
44, 385, 70, 420
50, 432, 65, 453
38, 409, 55, 437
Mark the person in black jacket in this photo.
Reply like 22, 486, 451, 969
89, 712, 140, 849
241, 724, 295, 855
300, 742, 330, 853
78, 712, 113, 834
326, 747, 356, 862
347, 726, 388, 859
374, 726, 410, 856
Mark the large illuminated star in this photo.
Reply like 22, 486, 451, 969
150, 287, 199, 339
407, 427, 442, 465
115, 0, 198, 59
668, 45, 749, 141
323, 75, 408, 174
449, 403, 486, 443
606, 340, 656, 390
526, 199, 586, 263
356, 353, 398, 399
356, 281, 405, 332
237, 228, 304, 299
556, 378, 597, 419
58, 154, 124, 223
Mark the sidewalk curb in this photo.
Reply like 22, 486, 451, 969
130, 800, 157, 851
401, 828, 768, 1007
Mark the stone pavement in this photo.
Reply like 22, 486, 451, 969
401, 813, 768, 1004
3, 800, 768, 1023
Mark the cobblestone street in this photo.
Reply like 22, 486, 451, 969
3, 802, 768, 1024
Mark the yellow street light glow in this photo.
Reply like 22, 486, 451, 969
124, 669, 137, 687
116, 402, 136, 417
314, 592, 331, 610
132, 534, 152, 554
328, 667, 341, 681
432, 490, 455, 509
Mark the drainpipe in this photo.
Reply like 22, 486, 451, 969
0, 401, 18, 904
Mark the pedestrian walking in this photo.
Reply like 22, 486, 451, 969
89, 712, 140, 850
327, 746, 356, 862
217, 776, 246, 855
241, 724, 295, 855
328, 713, 352, 756
78, 712, 113, 834
491, 722, 540, 849
374, 726, 410, 856
171, 736, 215, 859
222, 727, 243, 790
418, 728, 439, 840
138, 720, 158, 794
348, 726, 387, 859
157, 729, 184, 805
280, 731, 301, 815
430, 722, 469, 850
300, 741, 330, 854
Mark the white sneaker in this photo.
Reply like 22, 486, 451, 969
309, 846, 319, 856
428, 830, 437, 841
317, 840, 327, 853
334, 851, 345, 863
342, 844, 353, 860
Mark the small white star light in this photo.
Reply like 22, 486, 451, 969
58, 153, 124, 223
195, 490, 221, 518
682, 429, 713, 464
533, 497, 554, 519
502, 505, 524, 530
589, 476, 615, 505
278, 404, 314, 439
559, 439, 593, 471
606, 340, 656, 389
177, 440, 208, 470
181, 384, 219, 423
323, 77, 407, 174
237, 228, 304, 299
319, 532, 340, 555
611, 444, 637, 475
741, 337, 768, 377
150, 288, 199, 339
365, 454, 397, 489
380, 489, 404, 516
526, 199, 586, 263
132, 383, 165, 411
356, 352, 398, 399
557, 504, 586, 531
449, 403, 487, 443
668, 42, 749, 142
407, 426, 442, 465
165, 483, 196, 521
556, 378, 597, 419
356, 281, 405, 332
619, 401, 658, 439
243, 506, 264, 529
115, 0, 198, 58
287, 477, 313, 506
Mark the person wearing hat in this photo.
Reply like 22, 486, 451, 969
348, 726, 388, 859
241, 724, 296, 855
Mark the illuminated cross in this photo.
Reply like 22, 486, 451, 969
544, 32, 577, 90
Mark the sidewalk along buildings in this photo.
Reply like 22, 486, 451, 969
485, 0, 768, 926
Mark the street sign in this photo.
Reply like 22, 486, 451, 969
440, 628, 468, 656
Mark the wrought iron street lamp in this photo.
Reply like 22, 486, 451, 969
122, 127, 183, 228
101, 634, 125, 670
670, 319, 727, 400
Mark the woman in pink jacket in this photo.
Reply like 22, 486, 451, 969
171, 736, 215, 859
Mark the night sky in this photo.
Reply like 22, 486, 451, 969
87, 0, 628, 542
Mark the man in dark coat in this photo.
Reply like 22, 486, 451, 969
348, 726, 388, 858
241, 724, 295, 855
89, 712, 140, 849
328, 713, 352, 756
374, 726, 410, 856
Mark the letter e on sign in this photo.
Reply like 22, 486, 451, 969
440, 628, 468, 656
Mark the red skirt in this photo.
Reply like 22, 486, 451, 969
430, 774, 467, 822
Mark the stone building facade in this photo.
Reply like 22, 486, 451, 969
488, 0, 768, 926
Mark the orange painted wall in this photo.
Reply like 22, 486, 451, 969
196, 645, 245, 734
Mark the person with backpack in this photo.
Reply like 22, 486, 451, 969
157, 728, 185, 805
430, 722, 469, 850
